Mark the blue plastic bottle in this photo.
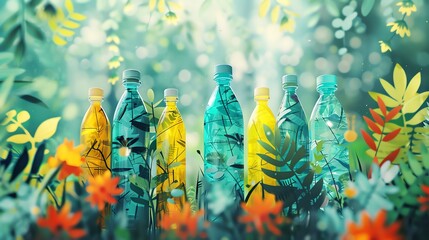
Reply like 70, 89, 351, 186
203, 64, 244, 221
277, 75, 309, 212
309, 75, 349, 207
111, 69, 150, 232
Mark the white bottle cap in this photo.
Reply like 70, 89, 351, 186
164, 88, 178, 97
122, 69, 141, 83
282, 75, 298, 87
88, 87, 104, 97
215, 64, 233, 75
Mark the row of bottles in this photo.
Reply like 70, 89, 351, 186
79, 65, 349, 230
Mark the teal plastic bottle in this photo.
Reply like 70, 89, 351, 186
309, 75, 349, 207
111, 69, 150, 232
277, 75, 309, 213
204, 64, 244, 221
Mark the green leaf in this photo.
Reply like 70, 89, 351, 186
303, 171, 314, 187
257, 140, 277, 155
290, 145, 307, 168
33, 117, 61, 142
0, 68, 25, 80
262, 168, 294, 180
130, 182, 145, 196
150, 173, 168, 189
0, 52, 14, 66
19, 95, 49, 108
0, 76, 14, 108
361, 0, 375, 17
296, 161, 310, 174
408, 157, 423, 176
263, 124, 275, 146
310, 178, 324, 198
10, 148, 29, 182
131, 197, 149, 205
27, 142, 46, 183
325, 0, 339, 16
14, 39, 25, 62
0, 25, 20, 50
26, 20, 45, 41
256, 153, 283, 167
147, 89, 155, 102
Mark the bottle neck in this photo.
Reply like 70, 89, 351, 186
123, 82, 140, 90
283, 86, 297, 94
255, 97, 269, 105
214, 76, 232, 86
165, 96, 178, 107
89, 97, 103, 105
317, 87, 337, 95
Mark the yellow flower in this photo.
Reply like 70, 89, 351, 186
387, 20, 410, 38
108, 76, 119, 85
344, 186, 358, 198
280, 16, 295, 33
164, 11, 178, 25
396, 0, 417, 16
379, 41, 392, 53
48, 139, 85, 180
106, 35, 120, 44
108, 56, 124, 69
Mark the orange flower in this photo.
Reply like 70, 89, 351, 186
343, 211, 403, 240
37, 203, 86, 238
86, 171, 123, 211
48, 139, 85, 180
159, 202, 203, 240
418, 185, 429, 212
239, 196, 285, 235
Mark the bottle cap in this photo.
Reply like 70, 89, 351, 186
282, 75, 298, 87
88, 87, 104, 97
316, 74, 337, 88
164, 88, 178, 97
213, 64, 232, 80
122, 69, 141, 83
254, 87, 270, 97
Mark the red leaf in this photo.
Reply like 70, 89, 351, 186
377, 96, 387, 117
381, 148, 401, 165
361, 129, 377, 151
385, 105, 403, 122
382, 128, 401, 142
370, 109, 384, 126
363, 116, 382, 134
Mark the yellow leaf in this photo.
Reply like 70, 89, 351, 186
271, 6, 280, 23
403, 92, 429, 114
368, 92, 398, 108
406, 108, 426, 126
380, 78, 400, 102
393, 63, 407, 97
17, 111, 30, 123
65, 0, 74, 13
62, 20, 80, 29
52, 34, 67, 46
57, 28, 75, 37
404, 72, 421, 102
168, 2, 183, 11
147, 89, 155, 102
69, 12, 86, 21
34, 117, 61, 142
7, 134, 31, 144
149, 0, 157, 11
259, 0, 271, 17
158, 0, 166, 13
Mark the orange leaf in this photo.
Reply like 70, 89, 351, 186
363, 116, 382, 134
382, 128, 401, 142
377, 96, 387, 117
361, 129, 377, 151
381, 148, 401, 165
385, 105, 402, 122
369, 109, 384, 126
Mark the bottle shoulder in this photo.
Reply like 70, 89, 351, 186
81, 105, 110, 127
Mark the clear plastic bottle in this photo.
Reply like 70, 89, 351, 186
309, 74, 349, 206
277, 75, 309, 213
247, 87, 277, 205
80, 87, 111, 226
204, 64, 244, 221
156, 88, 186, 223
111, 69, 150, 231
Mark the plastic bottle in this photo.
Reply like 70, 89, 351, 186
111, 69, 150, 231
309, 74, 349, 206
156, 88, 186, 223
204, 64, 244, 221
80, 87, 111, 225
277, 75, 310, 213
247, 87, 277, 205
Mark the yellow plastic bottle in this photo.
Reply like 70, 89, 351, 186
156, 88, 186, 223
80, 87, 111, 225
246, 87, 277, 205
